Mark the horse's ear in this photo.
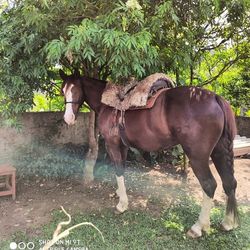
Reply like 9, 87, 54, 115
73, 69, 80, 78
59, 69, 67, 80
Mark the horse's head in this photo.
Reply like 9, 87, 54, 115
59, 69, 85, 125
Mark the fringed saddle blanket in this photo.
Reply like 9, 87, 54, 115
101, 73, 174, 111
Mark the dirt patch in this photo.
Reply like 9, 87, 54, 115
0, 158, 249, 240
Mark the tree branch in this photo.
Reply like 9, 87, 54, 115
199, 56, 241, 86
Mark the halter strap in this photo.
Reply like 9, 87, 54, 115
65, 101, 81, 105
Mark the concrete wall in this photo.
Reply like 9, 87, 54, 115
236, 116, 250, 137
0, 112, 249, 164
0, 112, 89, 164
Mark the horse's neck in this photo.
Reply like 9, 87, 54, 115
82, 77, 106, 113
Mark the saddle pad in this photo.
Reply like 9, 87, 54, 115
101, 73, 174, 110
129, 88, 169, 110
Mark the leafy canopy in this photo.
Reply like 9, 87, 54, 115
0, 0, 249, 116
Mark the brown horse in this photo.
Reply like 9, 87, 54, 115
60, 70, 239, 238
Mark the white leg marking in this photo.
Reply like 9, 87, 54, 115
221, 212, 238, 231
63, 84, 76, 125
116, 188, 121, 197
188, 191, 213, 237
116, 175, 128, 213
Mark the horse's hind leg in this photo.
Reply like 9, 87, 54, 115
211, 139, 239, 231
184, 154, 217, 238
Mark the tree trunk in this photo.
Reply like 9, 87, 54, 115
175, 68, 180, 86
189, 51, 194, 86
190, 63, 194, 86
83, 110, 99, 183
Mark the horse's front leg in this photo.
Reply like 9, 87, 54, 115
115, 175, 128, 213
106, 142, 129, 213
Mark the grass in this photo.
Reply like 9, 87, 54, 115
1, 199, 250, 250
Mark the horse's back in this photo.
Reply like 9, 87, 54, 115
165, 86, 225, 154
99, 86, 227, 153
165, 86, 224, 118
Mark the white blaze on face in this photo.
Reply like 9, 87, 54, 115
63, 84, 76, 125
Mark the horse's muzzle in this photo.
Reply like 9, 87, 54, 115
64, 113, 76, 125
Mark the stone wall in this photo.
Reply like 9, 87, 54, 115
0, 112, 89, 164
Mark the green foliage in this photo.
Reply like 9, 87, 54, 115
45, 3, 159, 80
32, 92, 64, 111
0, 4, 51, 116
150, 0, 250, 86
171, 145, 184, 166
0, 0, 249, 116
198, 47, 250, 115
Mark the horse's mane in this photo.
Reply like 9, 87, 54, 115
82, 76, 107, 87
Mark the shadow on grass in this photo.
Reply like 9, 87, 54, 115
1, 197, 250, 250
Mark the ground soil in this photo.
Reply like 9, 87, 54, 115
0, 158, 249, 240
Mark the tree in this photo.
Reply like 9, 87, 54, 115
44, 1, 160, 182
1, 0, 249, 112
0, 0, 159, 182
148, 0, 250, 86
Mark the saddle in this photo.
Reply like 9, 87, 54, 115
101, 73, 175, 147
101, 73, 174, 111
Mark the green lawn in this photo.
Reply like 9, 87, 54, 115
1, 199, 250, 250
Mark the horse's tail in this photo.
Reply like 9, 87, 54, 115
215, 95, 237, 141
215, 95, 239, 226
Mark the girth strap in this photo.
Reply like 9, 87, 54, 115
118, 110, 131, 148
109, 109, 131, 148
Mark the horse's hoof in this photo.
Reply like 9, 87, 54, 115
114, 207, 126, 215
220, 220, 239, 231
220, 223, 229, 231
186, 229, 202, 239
82, 178, 96, 187
115, 203, 128, 214
83, 172, 95, 182
202, 224, 211, 233
114, 209, 122, 215
220, 223, 235, 231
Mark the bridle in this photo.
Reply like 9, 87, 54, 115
63, 80, 84, 106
